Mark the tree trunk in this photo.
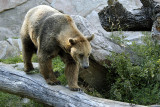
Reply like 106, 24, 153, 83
98, 0, 160, 32
0, 63, 146, 107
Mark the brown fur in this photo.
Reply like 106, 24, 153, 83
20, 5, 94, 91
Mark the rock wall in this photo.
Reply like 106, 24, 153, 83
0, 0, 50, 40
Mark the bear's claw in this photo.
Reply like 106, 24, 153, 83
47, 80, 61, 85
53, 81, 61, 85
70, 88, 83, 92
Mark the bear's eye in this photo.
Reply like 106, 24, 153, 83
79, 54, 84, 58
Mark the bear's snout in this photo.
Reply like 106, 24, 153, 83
83, 65, 89, 69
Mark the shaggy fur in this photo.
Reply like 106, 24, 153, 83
20, 5, 94, 91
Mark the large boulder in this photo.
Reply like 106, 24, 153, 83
0, 0, 49, 40
0, 40, 19, 59
51, 0, 107, 17
0, 0, 27, 12
0, 38, 22, 59
7, 38, 22, 51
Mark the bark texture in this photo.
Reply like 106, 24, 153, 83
98, 0, 160, 31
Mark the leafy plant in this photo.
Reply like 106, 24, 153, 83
106, 32, 160, 105
52, 57, 66, 85
0, 91, 43, 107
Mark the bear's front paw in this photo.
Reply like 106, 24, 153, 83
46, 79, 61, 85
24, 68, 34, 74
70, 88, 83, 92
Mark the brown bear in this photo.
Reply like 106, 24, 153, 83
20, 5, 94, 91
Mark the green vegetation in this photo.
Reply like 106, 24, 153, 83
0, 92, 43, 107
105, 32, 160, 105
0, 56, 23, 64
52, 57, 66, 85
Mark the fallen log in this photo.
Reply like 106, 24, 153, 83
98, 0, 160, 32
0, 63, 145, 107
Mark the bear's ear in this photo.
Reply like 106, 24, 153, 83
69, 38, 77, 45
86, 34, 94, 42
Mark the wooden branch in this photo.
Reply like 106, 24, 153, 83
0, 63, 145, 107
98, 0, 160, 32
140, 0, 153, 7
98, 2, 153, 31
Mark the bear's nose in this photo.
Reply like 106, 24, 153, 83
83, 65, 89, 69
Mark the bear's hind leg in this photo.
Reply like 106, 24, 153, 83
38, 54, 60, 85
21, 36, 36, 73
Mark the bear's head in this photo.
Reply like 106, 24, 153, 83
69, 34, 94, 69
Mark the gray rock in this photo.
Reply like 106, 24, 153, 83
21, 98, 30, 104
151, 105, 160, 107
0, 0, 50, 40
0, 38, 22, 59
118, 0, 142, 14
111, 31, 149, 45
51, 0, 107, 17
86, 10, 109, 37
0, 0, 27, 12
51, 0, 142, 16
0, 40, 19, 59
7, 38, 22, 51
45, 0, 53, 3
0, 27, 15, 40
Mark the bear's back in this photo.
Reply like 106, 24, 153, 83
26, 5, 62, 31
25, 5, 72, 42
22, 5, 79, 48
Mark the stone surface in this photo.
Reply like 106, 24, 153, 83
51, 0, 142, 16
154, 0, 160, 3
51, 0, 107, 17
119, 0, 142, 14
45, 0, 53, 3
112, 31, 148, 45
0, 0, 49, 40
0, 0, 27, 12
0, 40, 19, 59
0, 38, 22, 59
7, 38, 22, 51
86, 10, 109, 37
0, 27, 15, 40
